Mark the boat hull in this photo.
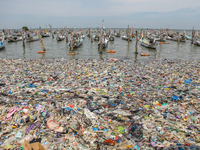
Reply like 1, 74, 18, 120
56, 36, 65, 41
140, 42, 157, 49
26, 38, 39, 42
8, 37, 23, 42
122, 36, 132, 41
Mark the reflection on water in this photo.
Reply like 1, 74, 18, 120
1, 29, 200, 61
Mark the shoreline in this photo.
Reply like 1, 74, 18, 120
0, 58, 200, 149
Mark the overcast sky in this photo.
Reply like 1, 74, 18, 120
1, 0, 200, 29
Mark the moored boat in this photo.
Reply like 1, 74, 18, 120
93, 34, 99, 41
0, 33, 5, 49
69, 37, 83, 49
26, 36, 39, 42
98, 37, 109, 49
56, 35, 65, 41
122, 35, 132, 41
8, 36, 23, 42
109, 35, 115, 41
140, 37, 158, 49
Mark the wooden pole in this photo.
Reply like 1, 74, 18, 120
90, 28, 93, 42
192, 27, 194, 44
22, 30, 25, 47
71, 31, 73, 51
37, 30, 45, 51
66, 32, 68, 42
135, 30, 138, 54
100, 20, 104, 52
178, 31, 180, 44
160, 28, 163, 42
128, 25, 130, 42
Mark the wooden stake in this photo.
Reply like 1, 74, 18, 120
22, 31, 25, 47
135, 30, 138, 54
71, 31, 73, 51
66, 32, 68, 42
90, 28, 93, 42
37, 30, 45, 51
100, 20, 104, 52
128, 25, 130, 42
178, 31, 180, 44
192, 27, 194, 44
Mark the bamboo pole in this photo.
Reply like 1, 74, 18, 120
71, 31, 73, 51
37, 30, 45, 51
100, 20, 104, 52
90, 28, 93, 42
178, 31, 180, 44
22, 30, 25, 47
192, 27, 194, 44
135, 30, 138, 54
127, 25, 130, 42
160, 28, 163, 42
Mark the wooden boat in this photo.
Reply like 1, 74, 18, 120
186, 35, 192, 40
8, 36, 23, 42
56, 35, 65, 41
109, 35, 115, 41
122, 35, 132, 41
166, 36, 186, 42
0, 34, 5, 49
139, 37, 158, 49
154, 36, 166, 42
98, 37, 109, 49
41, 31, 50, 38
93, 34, 99, 41
69, 37, 83, 49
115, 32, 120, 37
80, 35, 85, 39
26, 36, 39, 42
193, 37, 200, 46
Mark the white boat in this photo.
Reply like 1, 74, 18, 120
56, 35, 65, 41
93, 34, 99, 41
98, 37, 109, 48
26, 36, 39, 42
8, 36, 23, 42
80, 35, 85, 39
109, 35, 115, 41
122, 35, 132, 41
166, 36, 186, 42
193, 37, 200, 46
69, 37, 83, 49
139, 38, 158, 49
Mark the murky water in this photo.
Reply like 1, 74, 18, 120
0, 29, 199, 61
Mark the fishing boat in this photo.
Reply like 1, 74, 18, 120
122, 35, 132, 41
26, 35, 39, 42
166, 36, 186, 42
193, 36, 200, 46
80, 34, 85, 39
98, 37, 109, 49
56, 35, 65, 41
93, 34, 99, 41
109, 35, 115, 41
154, 36, 166, 42
115, 32, 120, 37
0, 34, 5, 49
8, 36, 23, 42
41, 31, 50, 38
186, 35, 192, 40
139, 37, 158, 49
69, 37, 83, 49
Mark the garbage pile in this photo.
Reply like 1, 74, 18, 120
0, 58, 200, 149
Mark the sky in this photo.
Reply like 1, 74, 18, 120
1, 0, 200, 29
